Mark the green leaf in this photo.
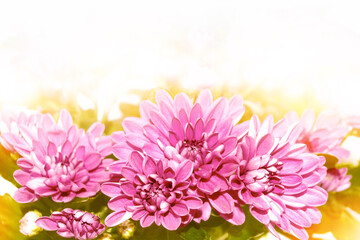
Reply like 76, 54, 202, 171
180, 227, 210, 240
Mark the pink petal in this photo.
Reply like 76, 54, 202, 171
222, 137, 237, 156
14, 187, 37, 203
150, 111, 169, 135
305, 208, 322, 224
256, 134, 275, 155
143, 124, 161, 143
140, 213, 155, 227
196, 89, 213, 110
290, 224, 309, 240
185, 123, 194, 140
206, 98, 227, 123
161, 211, 181, 230
121, 167, 137, 181
174, 93, 192, 115
132, 208, 147, 220
101, 183, 121, 197
217, 159, 238, 177
194, 119, 205, 141
36, 217, 58, 231
252, 195, 270, 210
143, 157, 157, 176
144, 143, 163, 160
172, 202, 189, 216
248, 115, 261, 138
17, 158, 33, 169
281, 174, 302, 187
58, 109, 73, 130
156, 91, 175, 121
175, 160, 193, 183
171, 118, 185, 140
257, 116, 274, 141
84, 153, 102, 171
198, 178, 220, 194
129, 151, 144, 173
57, 229, 74, 238
285, 208, 312, 228
122, 117, 144, 133
120, 182, 136, 196
209, 192, 234, 214
207, 133, 219, 149
228, 95, 244, 124
302, 172, 321, 187
126, 134, 147, 149
108, 195, 133, 211
280, 158, 302, 174
61, 141, 72, 156
301, 109, 315, 133
13, 170, 30, 185
296, 188, 327, 207
105, 211, 132, 227
250, 207, 270, 225
283, 183, 307, 195
87, 122, 105, 137
140, 100, 158, 121
190, 103, 203, 125
219, 204, 245, 225
184, 196, 203, 209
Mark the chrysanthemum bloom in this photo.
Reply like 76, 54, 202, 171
6, 109, 112, 203
0, 110, 41, 153
285, 109, 350, 159
110, 89, 247, 224
36, 208, 105, 240
320, 167, 352, 192
286, 110, 352, 193
229, 116, 328, 239
102, 152, 203, 230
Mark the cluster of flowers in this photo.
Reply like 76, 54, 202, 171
0, 90, 354, 240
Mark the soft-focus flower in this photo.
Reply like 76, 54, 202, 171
0, 110, 41, 153
320, 167, 352, 192
102, 152, 203, 230
19, 210, 42, 236
117, 219, 135, 239
229, 115, 328, 240
285, 109, 350, 159
3, 109, 112, 203
36, 208, 105, 240
286, 110, 353, 193
110, 89, 247, 224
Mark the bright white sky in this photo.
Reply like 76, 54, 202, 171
1, 1, 360, 115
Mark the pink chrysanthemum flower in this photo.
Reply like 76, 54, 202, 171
320, 167, 352, 192
36, 208, 105, 240
0, 110, 41, 153
285, 109, 350, 159
102, 152, 203, 230
229, 116, 328, 240
286, 110, 352, 193
110, 89, 247, 224
4, 110, 113, 203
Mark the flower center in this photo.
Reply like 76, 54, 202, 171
177, 139, 206, 162
243, 156, 283, 194
135, 174, 174, 213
